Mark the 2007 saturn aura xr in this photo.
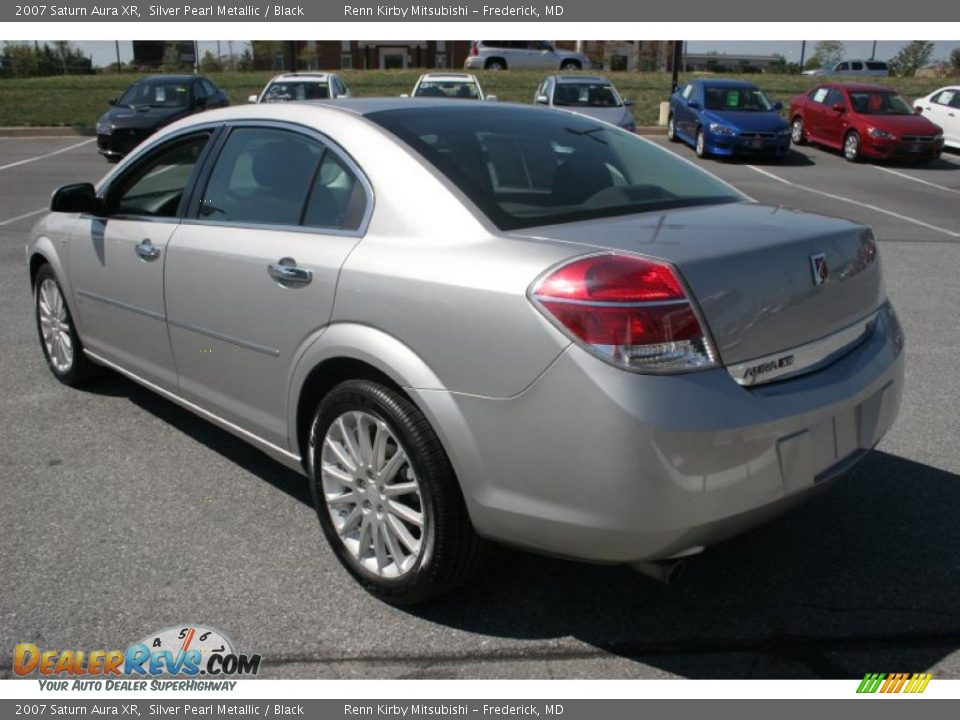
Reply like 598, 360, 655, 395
28, 100, 904, 603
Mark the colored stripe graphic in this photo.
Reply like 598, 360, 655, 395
857, 673, 932, 694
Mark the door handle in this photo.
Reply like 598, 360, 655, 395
267, 259, 312, 286
135, 239, 161, 260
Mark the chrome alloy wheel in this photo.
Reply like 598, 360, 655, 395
38, 278, 73, 373
844, 133, 860, 161
791, 118, 804, 144
320, 411, 424, 578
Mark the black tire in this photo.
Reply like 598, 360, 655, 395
34, 263, 96, 387
307, 379, 487, 605
791, 116, 806, 146
484, 58, 506, 71
560, 60, 581, 71
844, 131, 861, 162
695, 127, 708, 158
666, 114, 678, 142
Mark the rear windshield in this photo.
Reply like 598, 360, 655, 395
865, 62, 888, 70
262, 81, 330, 102
367, 106, 743, 231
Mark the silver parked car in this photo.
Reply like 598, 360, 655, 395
535, 75, 636, 131
29, 100, 904, 603
802, 59, 890, 77
464, 41, 590, 71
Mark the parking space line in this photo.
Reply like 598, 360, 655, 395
0, 138, 95, 172
0, 207, 46, 227
871, 165, 960, 194
744, 164, 960, 239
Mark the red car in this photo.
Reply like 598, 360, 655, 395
789, 83, 944, 163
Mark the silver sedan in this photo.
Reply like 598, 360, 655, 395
27, 99, 904, 603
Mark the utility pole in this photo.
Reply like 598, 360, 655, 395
870, 41, 877, 61
799, 40, 806, 70
670, 40, 683, 92
115, 40, 121, 73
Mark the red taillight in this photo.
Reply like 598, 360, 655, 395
470, 43, 479, 57
531, 254, 717, 372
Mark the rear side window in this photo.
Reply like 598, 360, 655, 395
198, 126, 366, 231
866, 61, 888, 70
368, 106, 742, 231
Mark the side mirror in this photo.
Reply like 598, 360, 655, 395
194, 96, 208, 108
535, 94, 549, 105
485, 94, 498, 102
623, 98, 635, 107
247, 94, 259, 103
108, 98, 117, 106
51, 183, 99, 215
832, 102, 846, 113
687, 100, 700, 109
773, 101, 783, 111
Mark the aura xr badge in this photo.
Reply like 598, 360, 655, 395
810, 253, 829, 286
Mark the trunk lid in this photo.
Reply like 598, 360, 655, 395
512, 202, 884, 366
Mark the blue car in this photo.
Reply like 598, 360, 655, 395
667, 79, 791, 160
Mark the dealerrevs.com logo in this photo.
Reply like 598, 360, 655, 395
14, 625, 261, 691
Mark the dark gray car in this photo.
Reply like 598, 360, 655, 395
96, 75, 229, 162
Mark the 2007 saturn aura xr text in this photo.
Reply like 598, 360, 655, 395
27, 100, 904, 603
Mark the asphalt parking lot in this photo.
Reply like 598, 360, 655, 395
1, 134, 958, 680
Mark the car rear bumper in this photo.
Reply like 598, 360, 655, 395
463, 57, 485, 69
413, 302, 904, 564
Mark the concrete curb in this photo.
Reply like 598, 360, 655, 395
635, 126, 667, 135
0, 127, 95, 138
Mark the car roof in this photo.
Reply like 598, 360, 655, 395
137, 74, 196, 84
822, 82, 895, 92
695, 78, 758, 88
418, 73, 477, 81
271, 72, 331, 82
554, 75, 609, 84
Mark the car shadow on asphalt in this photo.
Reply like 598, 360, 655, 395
409, 451, 960, 679
82, 372, 313, 508
82, 372, 960, 679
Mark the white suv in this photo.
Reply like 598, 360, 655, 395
464, 41, 590, 71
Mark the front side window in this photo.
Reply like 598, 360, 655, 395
198, 126, 366, 230
704, 86, 773, 111
111, 133, 211, 217
117, 81, 191, 108
824, 89, 847, 109
680, 84, 693, 100
368, 106, 743, 231
552, 83, 621, 108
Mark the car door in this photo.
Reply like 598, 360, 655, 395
804, 87, 831, 142
163, 123, 371, 448
921, 89, 958, 145
821, 88, 850, 147
68, 130, 215, 389
944, 91, 960, 146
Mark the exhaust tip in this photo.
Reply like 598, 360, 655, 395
629, 559, 685, 585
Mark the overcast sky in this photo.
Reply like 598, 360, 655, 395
54, 40, 960, 68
